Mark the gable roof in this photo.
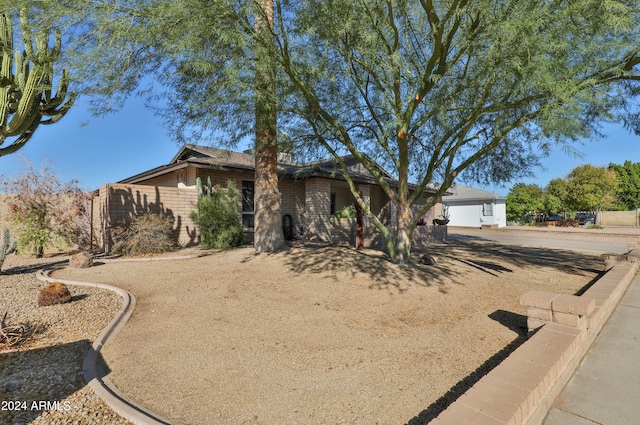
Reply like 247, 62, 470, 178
445, 184, 506, 202
170, 144, 255, 168
119, 144, 444, 195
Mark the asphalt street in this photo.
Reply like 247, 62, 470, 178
447, 227, 637, 255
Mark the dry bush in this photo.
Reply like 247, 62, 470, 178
0, 311, 43, 347
111, 214, 175, 256
37, 282, 72, 307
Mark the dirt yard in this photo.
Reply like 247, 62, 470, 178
49, 236, 606, 425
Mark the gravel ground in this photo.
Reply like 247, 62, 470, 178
54, 238, 604, 425
1, 228, 630, 425
0, 255, 132, 425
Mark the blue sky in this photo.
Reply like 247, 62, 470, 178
0, 95, 638, 196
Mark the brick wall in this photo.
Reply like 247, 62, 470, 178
305, 178, 332, 241
98, 183, 199, 252
279, 178, 306, 234
0, 194, 13, 230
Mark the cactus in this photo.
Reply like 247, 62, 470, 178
0, 8, 76, 157
196, 176, 213, 199
37, 281, 72, 307
0, 228, 17, 275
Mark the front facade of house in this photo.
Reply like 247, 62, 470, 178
93, 145, 446, 251
442, 184, 507, 228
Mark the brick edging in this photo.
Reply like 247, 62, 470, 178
36, 269, 171, 425
431, 247, 640, 425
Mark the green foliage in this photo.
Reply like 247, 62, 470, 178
506, 184, 544, 223
0, 7, 75, 157
608, 161, 640, 210
543, 178, 569, 216
190, 180, 246, 249
0, 228, 17, 274
1, 159, 84, 257
111, 213, 175, 256
34, 0, 640, 262
565, 165, 619, 213
333, 205, 356, 220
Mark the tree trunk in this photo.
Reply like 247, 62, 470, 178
254, 144, 284, 252
393, 202, 413, 264
253, 0, 284, 253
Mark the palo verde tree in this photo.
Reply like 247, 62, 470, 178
0, 7, 75, 157
35, 0, 640, 262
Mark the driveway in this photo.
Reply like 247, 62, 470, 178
448, 226, 638, 255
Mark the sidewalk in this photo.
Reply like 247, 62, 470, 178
543, 272, 640, 425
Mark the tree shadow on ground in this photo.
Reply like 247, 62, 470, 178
279, 238, 603, 292
0, 339, 96, 424
279, 243, 451, 293
405, 310, 529, 425
2, 258, 68, 276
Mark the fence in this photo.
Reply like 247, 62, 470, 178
599, 210, 639, 227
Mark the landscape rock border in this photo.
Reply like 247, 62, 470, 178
431, 246, 640, 425
35, 268, 171, 425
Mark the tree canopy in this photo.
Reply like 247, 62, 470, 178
18, 0, 640, 262
609, 161, 640, 210
565, 165, 619, 213
505, 183, 544, 223
543, 178, 569, 216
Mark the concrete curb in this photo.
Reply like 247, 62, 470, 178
431, 249, 640, 425
36, 268, 171, 425
95, 252, 211, 264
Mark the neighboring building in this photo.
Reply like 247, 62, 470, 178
91, 144, 447, 251
442, 184, 507, 228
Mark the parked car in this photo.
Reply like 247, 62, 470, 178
575, 212, 596, 226
545, 214, 565, 221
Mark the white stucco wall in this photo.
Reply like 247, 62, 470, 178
446, 200, 506, 228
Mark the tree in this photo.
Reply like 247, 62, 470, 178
565, 165, 619, 214
543, 178, 569, 216
608, 161, 640, 210
506, 183, 544, 223
1, 159, 84, 257
35, 0, 640, 262
253, 0, 285, 252
0, 7, 75, 157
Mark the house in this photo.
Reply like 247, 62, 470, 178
91, 144, 447, 251
441, 184, 507, 228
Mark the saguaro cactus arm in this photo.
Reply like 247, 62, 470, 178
0, 228, 17, 275
0, 8, 75, 157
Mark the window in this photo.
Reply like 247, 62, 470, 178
242, 180, 254, 229
330, 192, 336, 215
483, 202, 493, 216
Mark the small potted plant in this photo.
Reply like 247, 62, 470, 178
433, 204, 450, 226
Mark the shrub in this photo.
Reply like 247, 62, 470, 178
333, 205, 356, 220
190, 180, 246, 249
1, 159, 86, 257
37, 282, 72, 307
1, 311, 43, 347
111, 214, 175, 256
